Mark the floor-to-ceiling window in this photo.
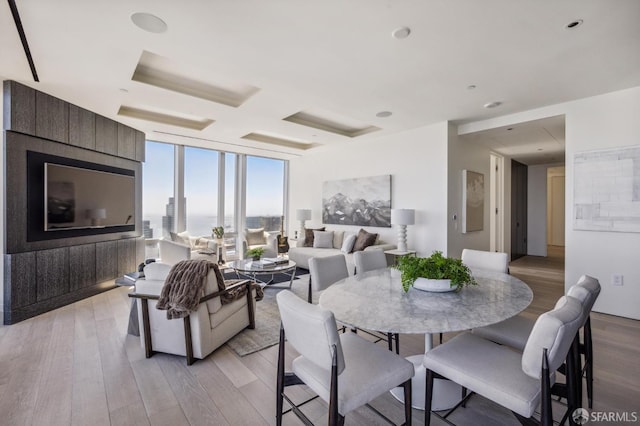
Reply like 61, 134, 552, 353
142, 142, 287, 260
246, 156, 285, 232
142, 141, 175, 258
184, 146, 218, 237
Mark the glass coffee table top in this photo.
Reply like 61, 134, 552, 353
227, 259, 297, 287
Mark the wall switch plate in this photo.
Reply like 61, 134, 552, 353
612, 274, 624, 286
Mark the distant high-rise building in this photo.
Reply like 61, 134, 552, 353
143, 220, 153, 238
162, 197, 176, 237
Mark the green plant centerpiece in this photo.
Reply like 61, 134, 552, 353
394, 251, 477, 292
246, 247, 265, 261
212, 226, 225, 240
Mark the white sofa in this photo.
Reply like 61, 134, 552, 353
288, 228, 396, 274
158, 239, 217, 265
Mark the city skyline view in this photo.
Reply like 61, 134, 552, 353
143, 141, 286, 238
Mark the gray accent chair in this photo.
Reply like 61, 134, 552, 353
423, 295, 584, 426
275, 290, 414, 426
472, 275, 601, 408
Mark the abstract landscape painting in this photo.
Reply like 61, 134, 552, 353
322, 175, 391, 227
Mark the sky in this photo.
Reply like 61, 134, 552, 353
142, 141, 284, 218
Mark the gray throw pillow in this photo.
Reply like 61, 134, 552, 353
313, 230, 334, 248
352, 228, 378, 252
303, 227, 326, 247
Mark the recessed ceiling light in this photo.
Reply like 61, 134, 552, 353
467, 85, 476, 90
376, 111, 393, 118
507, 127, 513, 131
392, 27, 411, 39
483, 101, 502, 109
537, 148, 544, 151
119, 88, 129, 93
131, 12, 167, 34
565, 19, 583, 30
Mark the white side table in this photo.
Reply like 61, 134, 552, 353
384, 249, 417, 266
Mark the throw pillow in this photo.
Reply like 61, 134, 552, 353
340, 233, 357, 253
246, 228, 267, 246
313, 230, 334, 248
303, 227, 326, 247
170, 231, 189, 246
178, 231, 193, 248
332, 230, 345, 249
352, 228, 378, 252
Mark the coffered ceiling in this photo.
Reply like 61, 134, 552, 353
1, 1, 639, 160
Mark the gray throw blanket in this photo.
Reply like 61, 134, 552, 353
156, 259, 263, 319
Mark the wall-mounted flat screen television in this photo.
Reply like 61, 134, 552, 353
45, 163, 135, 231
26, 150, 137, 242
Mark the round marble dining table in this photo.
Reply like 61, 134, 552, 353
319, 267, 533, 410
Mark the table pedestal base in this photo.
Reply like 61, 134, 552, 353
390, 354, 462, 411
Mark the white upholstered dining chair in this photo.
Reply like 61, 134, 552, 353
307, 254, 349, 303
461, 248, 509, 274
472, 275, 601, 407
353, 249, 388, 274
424, 295, 584, 426
276, 290, 414, 426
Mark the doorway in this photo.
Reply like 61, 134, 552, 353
511, 160, 528, 260
547, 166, 565, 247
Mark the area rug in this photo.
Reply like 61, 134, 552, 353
226, 272, 316, 357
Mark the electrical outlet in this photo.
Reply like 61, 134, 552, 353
612, 274, 624, 286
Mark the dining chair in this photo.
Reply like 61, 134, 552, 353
472, 275, 601, 407
461, 248, 509, 274
353, 250, 399, 353
276, 290, 414, 426
437, 248, 510, 346
308, 254, 349, 303
353, 249, 388, 274
424, 295, 584, 426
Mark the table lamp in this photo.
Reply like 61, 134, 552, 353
391, 209, 415, 252
87, 208, 107, 226
296, 209, 311, 239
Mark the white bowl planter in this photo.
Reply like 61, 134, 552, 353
413, 277, 456, 293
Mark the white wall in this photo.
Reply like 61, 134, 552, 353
447, 124, 492, 258
527, 164, 549, 256
289, 122, 450, 257
459, 86, 640, 320
564, 87, 640, 320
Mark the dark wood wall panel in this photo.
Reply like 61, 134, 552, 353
69, 244, 96, 291
4, 253, 37, 308
95, 115, 118, 155
3, 80, 36, 135
3, 80, 145, 324
118, 123, 136, 159
135, 131, 145, 162
36, 247, 70, 301
69, 105, 96, 150
35, 91, 69, 143
96, 241, 118, 283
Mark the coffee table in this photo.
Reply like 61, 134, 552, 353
227, 259, 297, 288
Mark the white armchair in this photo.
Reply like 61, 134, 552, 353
129, 262, 257, 365
158, 239, 216, 265
242, 227, 278, 258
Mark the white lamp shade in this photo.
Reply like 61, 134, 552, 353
296, 209, 312, 220
391, 209, 415, 225
87, 208, 107, 219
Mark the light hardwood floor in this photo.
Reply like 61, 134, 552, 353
0, 247, 638, 425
